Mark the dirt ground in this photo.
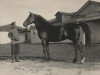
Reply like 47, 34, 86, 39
0, 59, 100, 75
1, 43, 100, 75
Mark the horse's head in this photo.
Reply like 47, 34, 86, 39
23, 12, 36, 27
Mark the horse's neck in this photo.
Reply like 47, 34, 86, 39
34, 16, 51, 30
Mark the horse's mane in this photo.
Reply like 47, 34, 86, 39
37, 15, 51, 25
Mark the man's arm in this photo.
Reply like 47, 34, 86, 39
18, 28, 27, 33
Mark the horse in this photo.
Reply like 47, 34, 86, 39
23, 12, 91, 63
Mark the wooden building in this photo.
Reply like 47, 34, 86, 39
55, 11, 74, 23
54, 0, 100, 43
73, 0, 100, 43
25, 25, 41, 43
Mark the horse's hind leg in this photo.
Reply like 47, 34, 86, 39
76, 43, 85, 63
73, 42, 78, 63
80, 44, 85, 63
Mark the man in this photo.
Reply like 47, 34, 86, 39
8, 22, 20, 62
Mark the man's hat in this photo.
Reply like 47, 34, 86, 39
11, 22, 16, 26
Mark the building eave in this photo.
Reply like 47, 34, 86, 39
73, 0, 92, 17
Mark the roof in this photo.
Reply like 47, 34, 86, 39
0, 24, 25, 32
55, 11, 75, 16
50, 0, 100, 25
49, 18, 56, 23
52, 23, 64, 26
73, 0, 100, 17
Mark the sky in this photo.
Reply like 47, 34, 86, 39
0, 0, 96, 27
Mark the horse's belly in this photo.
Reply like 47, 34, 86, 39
47, 28, 68, 42
49, 35, 67, 42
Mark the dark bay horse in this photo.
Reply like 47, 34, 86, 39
23, 12, 91, 63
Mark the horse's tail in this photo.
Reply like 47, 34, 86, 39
79, 22, 91, 48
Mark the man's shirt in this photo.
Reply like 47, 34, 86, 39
8, 27, 20, 44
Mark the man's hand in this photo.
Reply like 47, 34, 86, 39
14, 38, 19, 41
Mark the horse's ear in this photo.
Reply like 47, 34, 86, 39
29, 12, 32, 14
34, 14, 37, 17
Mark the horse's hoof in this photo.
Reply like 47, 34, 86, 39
72, 60, 77, 63
46, 59, 50, 62
81, 60, 85, 64
41, 59, 46, 63
15, 60, 20, 62
11, 61, 14, 63
72, 60, 81, 64
81, 57, 85, 64
47, 58, 51, 62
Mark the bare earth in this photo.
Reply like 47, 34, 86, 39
1, 43, 100, 75
0, 59, 100, 75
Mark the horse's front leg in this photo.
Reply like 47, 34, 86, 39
46, 41, 50, 61
41, 38, 47, 61
41, 38, 50, 62
73, 42, 78, 63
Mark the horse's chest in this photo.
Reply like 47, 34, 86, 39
38, 31, 47, 39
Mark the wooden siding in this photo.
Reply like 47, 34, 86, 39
56, 15, 62, 23
86, 20, 100, 43
75, 12, 100, 22
76, 2, 100, 16
62, 15, 71, 23
30, 29, 41, 43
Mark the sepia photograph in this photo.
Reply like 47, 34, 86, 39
0, 0, 100, 75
